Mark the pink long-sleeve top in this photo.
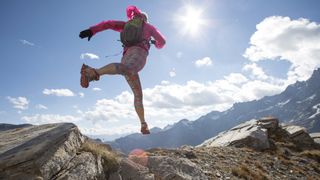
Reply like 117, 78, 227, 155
89, 20, 166, 54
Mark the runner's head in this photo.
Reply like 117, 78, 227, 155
133, 11, 148, 22
126, 5, 148, 22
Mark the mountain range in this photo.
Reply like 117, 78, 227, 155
109, 68, 320, 153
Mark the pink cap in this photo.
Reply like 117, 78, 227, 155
126, 5, 142, 20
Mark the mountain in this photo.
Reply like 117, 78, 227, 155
110, 68, 320, 153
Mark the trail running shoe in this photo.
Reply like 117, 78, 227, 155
140, 122, 150, 135
80, 64, 100, 88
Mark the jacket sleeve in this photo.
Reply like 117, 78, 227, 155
89, 20, 125, 35
150, 25, 166, 49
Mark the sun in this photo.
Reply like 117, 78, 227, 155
175, 5, 208, 37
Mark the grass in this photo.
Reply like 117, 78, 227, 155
80, 139, 119, 174
232, 163, 270, 180
300, 150, 320, 163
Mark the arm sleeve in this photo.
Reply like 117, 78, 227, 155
150, 25, 166, 49
89, 20, 125, 35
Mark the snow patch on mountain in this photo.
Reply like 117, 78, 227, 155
276, 99, 291, 107
309, 103, 320, 119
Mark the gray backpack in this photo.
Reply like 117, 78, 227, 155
120, 17, 144, 47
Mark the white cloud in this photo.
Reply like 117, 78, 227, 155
242, 63, 268, 80
79, 124, 139, 136
224, 73, 249, 84
7, 96, 29, 110
244, 16, 320, 83
195, 57, 213, 67
36, 104, 48, 110
81, 91, 136, 123
169, 68, 176, 77
161, 80, 170, 85
22, 114, 80, 125
78, 92, 85, 98
43, 88, 75, 97
92, 87, 102, 91
20, 39, 35, 46
80, 53, 100, 60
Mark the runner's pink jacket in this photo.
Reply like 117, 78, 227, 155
89, 6, 165, 53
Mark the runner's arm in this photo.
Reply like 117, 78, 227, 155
150, 25, 166, 49
90, 20, 125, 35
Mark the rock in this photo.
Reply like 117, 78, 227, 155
283, 125, 307, 138
199, 119, 270, 150
310, 133, 320, 144
283, 125, 314, 145
0, 123, 32, 131
54, 152, 106, 180
0, 123, 123, 180
0, 123, 86, 179
257, 116, 279, 131
147, 156, 208, 180
109, 159, 154, 180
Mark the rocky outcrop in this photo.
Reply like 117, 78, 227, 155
0, 123, 209, 180
199, 116, 316, 150
0, 123, 130, 179
0, 123, 92, 179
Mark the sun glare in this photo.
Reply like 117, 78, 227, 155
175, 5, 208, 37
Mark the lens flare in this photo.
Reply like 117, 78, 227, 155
128, 149, 149, 166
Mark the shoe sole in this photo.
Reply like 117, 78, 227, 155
80, 64, 89, 88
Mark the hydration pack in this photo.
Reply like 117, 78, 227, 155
120, 17, 144, 47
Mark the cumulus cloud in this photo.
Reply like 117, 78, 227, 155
20, 39, 35, 46
169, 68, 176, 77
74, 73, 283, 129
223, 73, 249, 84
242, 63, 268, 80
79, 124, 139, 136
195, 57, 213, 67
22, 114, 79, 125
244, 16, 320, 83
92, 87, 102, 91
80, 53, 100, 60
43, 88, 75, 97
81, 91, 136, 123
36, 104, 48, 110
7, 96, 29, 110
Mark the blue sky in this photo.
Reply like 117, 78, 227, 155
1, 0, 320, 140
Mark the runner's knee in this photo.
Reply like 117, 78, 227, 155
114, 63, 127, 75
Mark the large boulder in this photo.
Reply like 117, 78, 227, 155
0, 123, 115, 180
283, 125, 315, 145
199, 118, 274, 150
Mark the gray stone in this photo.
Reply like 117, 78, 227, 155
283, 125, 314, 145
310, 133, 320, 144
0, 123, 85, 179
111, 158, 154, 180
147, 156, 208, 180
55, 152, 106, 180
199, 119, 270, 150
257, 116, 279, 131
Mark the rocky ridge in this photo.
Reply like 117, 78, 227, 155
1, 120, 319, 180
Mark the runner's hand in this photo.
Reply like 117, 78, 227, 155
79, 29, 93, 41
